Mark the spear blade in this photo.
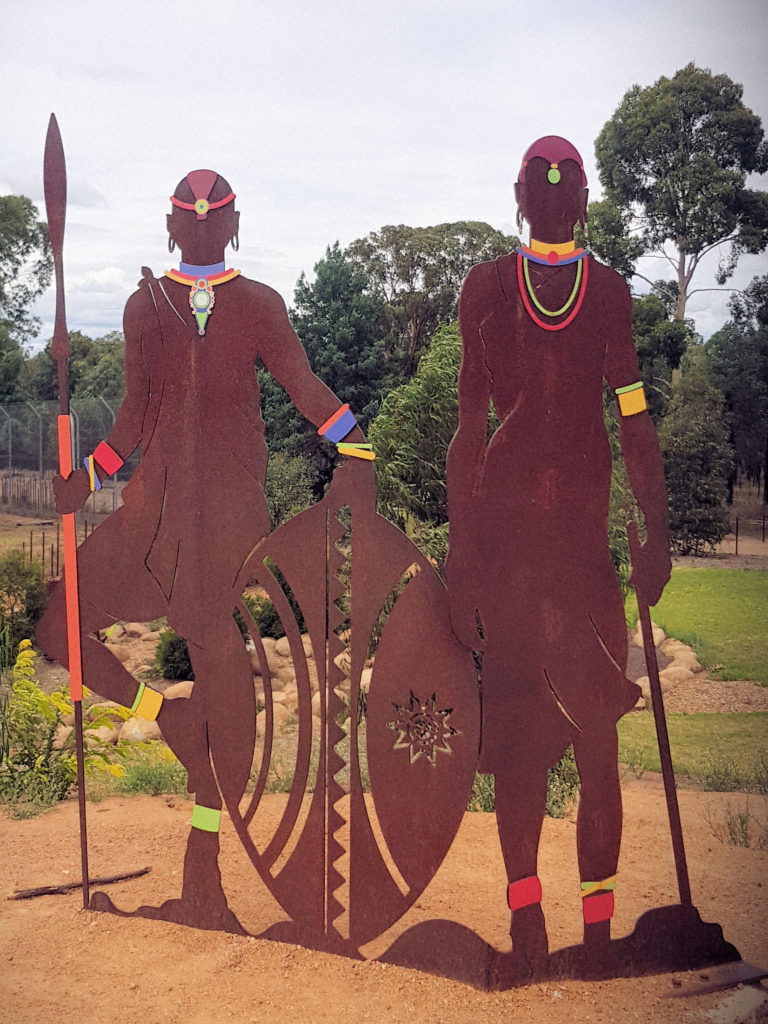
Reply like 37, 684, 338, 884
43, 113, 71, 370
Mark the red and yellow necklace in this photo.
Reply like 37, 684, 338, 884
164, 262, 241, 335
515, 239, 589, 332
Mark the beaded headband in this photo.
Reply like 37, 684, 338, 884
169, 169, 236, 220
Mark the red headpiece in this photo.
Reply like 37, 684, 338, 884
518, 136, 587, 186
169, 169, 236, 220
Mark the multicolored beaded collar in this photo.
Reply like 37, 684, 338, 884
515, 238, 590, 266
164, 263, 240, 336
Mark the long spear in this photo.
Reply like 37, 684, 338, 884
628, 521, 691, 907
43, 114, 90, 909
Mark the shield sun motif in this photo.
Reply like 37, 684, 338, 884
226, 475, 480, 954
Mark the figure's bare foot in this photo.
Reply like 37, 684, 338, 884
510, 903, 549, 963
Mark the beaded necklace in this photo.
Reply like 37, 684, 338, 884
515, 249, 589, 332
164, 264, 241, 335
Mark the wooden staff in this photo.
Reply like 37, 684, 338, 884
44, 113, 90, 909
628, 521, 691, 906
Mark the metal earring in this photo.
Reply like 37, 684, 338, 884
516, 210, 524, 233
168, 235, 176, 253
230, 232, 239, 252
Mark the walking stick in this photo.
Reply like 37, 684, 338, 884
627, 521, 691, 907
44, 113, 90, 909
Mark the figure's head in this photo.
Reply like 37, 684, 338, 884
167, 170, 239, 262
514, 136, 588, 241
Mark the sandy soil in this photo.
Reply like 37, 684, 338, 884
1, 780, 767, 1024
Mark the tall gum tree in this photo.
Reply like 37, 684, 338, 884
594, 64, 768, 320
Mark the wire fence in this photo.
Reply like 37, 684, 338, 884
0, 397, 133, 517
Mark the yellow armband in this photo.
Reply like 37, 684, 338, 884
615, 381, 647, 417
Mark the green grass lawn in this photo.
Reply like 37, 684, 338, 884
626, 568, 768, 684
617, 711, 768, 790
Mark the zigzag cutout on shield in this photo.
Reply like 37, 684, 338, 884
227, 469, 480, 955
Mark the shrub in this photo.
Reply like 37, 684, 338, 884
0, 551, 47, 653
466, 747, 581, 817
118, 744, 188, 796
153, 628, 194, 680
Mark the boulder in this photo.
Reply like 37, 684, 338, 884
99, 623, 125, 642
658, 665, 696, 688
86, 701, 126, 726
141, 630, 163, 644
105, 642, 131, 664
282, 687, 299, 712
53, 724, 73, 749
632, 619, 666, 648
274, 636, 291, 658
122, 622, 150, 638
311, 691, 321, 717
120, 715, 162, 743
249, 650, 263, 676
163, 680, 194, 700
85, 724, 120, 746
301, 634, 315, 659
360, 666, 373, 694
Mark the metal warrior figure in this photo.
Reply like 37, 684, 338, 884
445, 136, 671, 961
37, 168, 373, 932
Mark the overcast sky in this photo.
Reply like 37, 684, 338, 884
2, 0, 767, 347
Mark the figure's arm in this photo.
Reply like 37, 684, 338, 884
604, 279, 671, 606
54, 288, 152, 514
257, 285, 364, 444
445, 266, 493, 647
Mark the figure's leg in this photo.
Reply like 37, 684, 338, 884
482, 646, 572, 961
572, 723, 622, 947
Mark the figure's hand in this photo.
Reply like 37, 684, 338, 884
53, 469, 92, 515
328, 451, 377, 509
627, 521, 671, 609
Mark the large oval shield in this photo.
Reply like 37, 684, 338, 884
227, 471, 479, 952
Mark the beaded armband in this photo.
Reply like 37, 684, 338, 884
130, 682, 163, 721
318, 405, 376, 461
581, 874, 617, 923
615, 381, 647, 417
84, 440, 125, 490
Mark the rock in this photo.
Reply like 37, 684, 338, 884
123, 622, 150, 638
633, 695, 647, 711
261, 637, 277, 660
632, 620, 665, 648
99, 623, 125, 641
255, 689, 265, 708
86, 701, 126, 726
249, 650, 263, 676
105, 642, 131, 664
658, 665, 696, 688
333, 650, 351, 677
61, 712, 75, 727
668, 649, 704, 674
282, 687, 299, 712
301, 634, 315, 659
256, 703, 293, 737
311, 691, 321, 717
120, 716, 162, 743
163, 680, 194, 700
271, 663, 297, 690
256, 710, 266, 738
271, 690, 287, 704
85, 724, 119, 746
274, 636, 291, 658
53, 724, 73, 749
360, 667, 373, 694
141, 630, 163, 643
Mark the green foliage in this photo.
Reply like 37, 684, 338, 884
466, 749, 581, 818
0, 194, 53, 342
0, 550, 47, 653
657, 349, 733, 554
265, 452, 313, 528
617, 711, 768, 782
117, 743, 188, 796
243, 592, 285, 641
707, 303, 768, 483
545, 745, 581, 818
632, 294, 694, 422
370, 322, 463, 564
705, 799, 767, 849
626, 568, 768, 683
347, 222, 518, 376
595, 64, 768, 319
153, 628, 194, 681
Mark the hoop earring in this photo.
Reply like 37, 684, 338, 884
516, 210, 524, 233
230, 232, 239, 252
168, 235, 176, 253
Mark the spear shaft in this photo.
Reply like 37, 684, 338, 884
44, 114, 90, 909
628, 522, 691, 906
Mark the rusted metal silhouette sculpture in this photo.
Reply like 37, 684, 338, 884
37, 120, 479, 949
399, 135, 741, 985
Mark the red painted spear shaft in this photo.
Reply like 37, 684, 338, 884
44, 114, 90, 909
